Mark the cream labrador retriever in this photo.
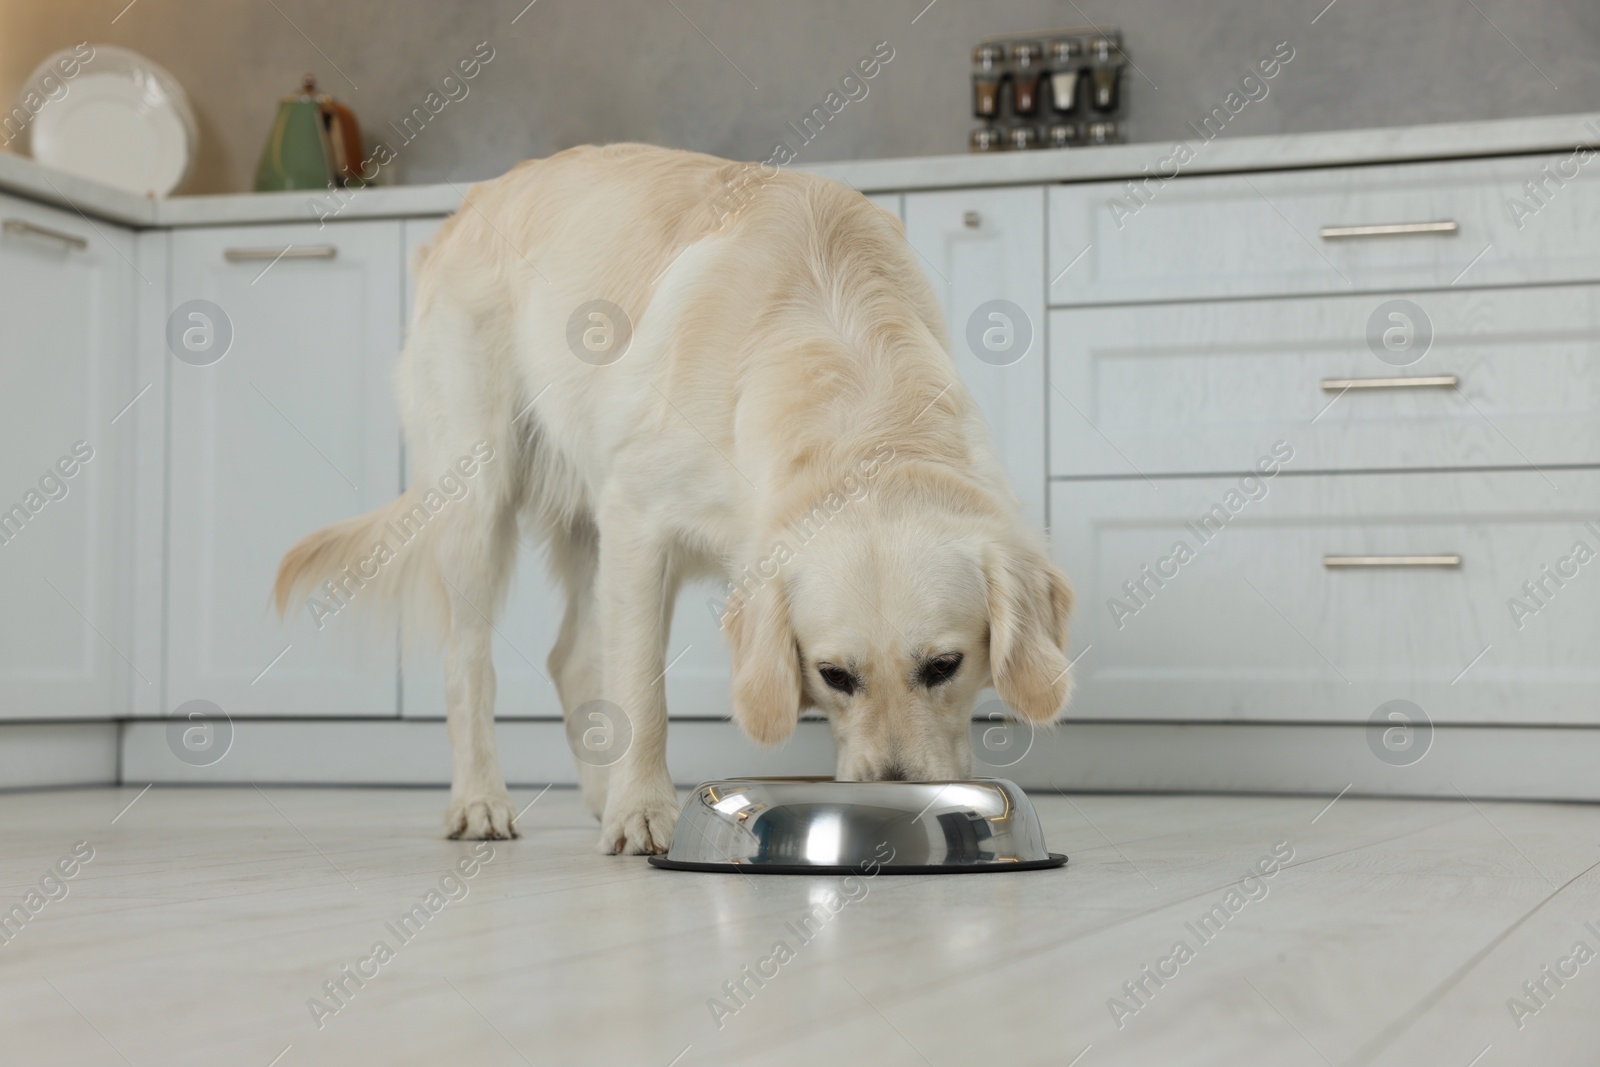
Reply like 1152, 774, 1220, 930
275, 144, 1075, 854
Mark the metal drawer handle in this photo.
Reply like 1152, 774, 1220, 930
1321, 375, 1458, 391
1324, 555, 1462, 568
1319, 220, 1459, 240
223, 245, 338, 262
962, 211, 982, 228
3, 217, 89, 251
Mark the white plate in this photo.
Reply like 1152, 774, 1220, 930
22, 45, 197, 197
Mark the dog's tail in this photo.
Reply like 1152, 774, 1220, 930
272, 489, 445, 634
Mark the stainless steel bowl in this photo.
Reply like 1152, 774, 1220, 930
649, 777, 1067, 875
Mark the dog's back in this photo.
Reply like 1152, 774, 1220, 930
277, 144, 923, 617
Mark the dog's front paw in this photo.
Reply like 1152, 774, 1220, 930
598, 787, 678, 855
446, 793, 519, 840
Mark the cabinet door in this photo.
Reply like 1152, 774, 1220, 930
1052, 470, 1600, 725
0, 195, 137, 719
903, 187, 1046, 529
1048, 154, 1600, 306
397, 219, 734, 720
1049, 286, 1600, 477
167, 222, 402, 716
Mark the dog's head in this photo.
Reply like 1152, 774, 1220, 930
722, 483, 1074, 780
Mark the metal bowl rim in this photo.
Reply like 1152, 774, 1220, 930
647, 853, 1068, 875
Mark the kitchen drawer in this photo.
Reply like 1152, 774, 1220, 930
1049, 285, 1600, 476
1048, 152, 1600, 305
1050, 470, 1600, 725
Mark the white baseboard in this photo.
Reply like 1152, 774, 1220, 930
0, 723, 120, 788
1013, 722, 1600, 802
119, 719, 838, 786
118, 718, 1600, 802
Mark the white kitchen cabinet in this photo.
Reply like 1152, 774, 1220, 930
0, 194, 138, 719
166, 222, 403, 716
1048, 154, 1600, 306
399, 218, 735, 719
903, 186, 1047, 530
1052, 470, 1600, 725
1048, 285, 1600, 477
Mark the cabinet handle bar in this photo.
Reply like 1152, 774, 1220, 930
3, 217, 89, 251
1323, 555, 1462, 568
1321, 375, 1458, 391
1319, 221, 1459, 239
223, 245, 338, 262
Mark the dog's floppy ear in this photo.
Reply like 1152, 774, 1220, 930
984, 539, 1076, 723
724, 578, 804, 745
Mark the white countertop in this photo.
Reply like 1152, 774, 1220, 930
3, 111, 1596, 230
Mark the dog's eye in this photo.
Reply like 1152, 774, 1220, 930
919, 653, 964, 687
817, 665, 857, 695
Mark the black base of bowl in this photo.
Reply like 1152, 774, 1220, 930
647, 853, 1068, 875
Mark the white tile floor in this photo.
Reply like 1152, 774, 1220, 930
2, 786, 1598, 1066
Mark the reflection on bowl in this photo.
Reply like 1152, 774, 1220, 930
649, 777, 1067, 875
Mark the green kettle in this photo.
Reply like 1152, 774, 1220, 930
254, 74, 364, 192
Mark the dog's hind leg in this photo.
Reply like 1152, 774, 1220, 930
545, 517, 611, 820
439, 491, 522, 840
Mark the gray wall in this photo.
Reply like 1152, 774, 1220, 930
2, 0, 1596, 194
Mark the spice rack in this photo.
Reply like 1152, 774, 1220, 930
970, 28, 1128, 151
